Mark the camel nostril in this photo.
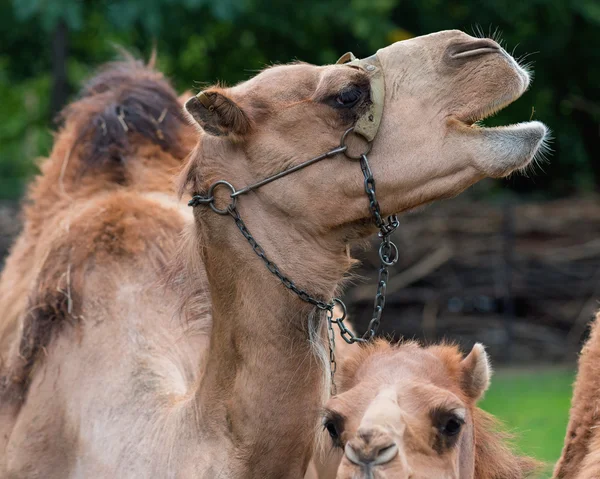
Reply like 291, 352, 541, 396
345, 441, 399, 466
344, 443, 363, 466
373, 443, 399, 465
447, 39, 501, 60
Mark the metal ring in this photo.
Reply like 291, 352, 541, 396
207, 180, 237, 215
379, 240, 399, 266
331, 298, 347, 323
340, 127, 373, 160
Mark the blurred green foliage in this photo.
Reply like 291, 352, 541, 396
0, 0, 598, 199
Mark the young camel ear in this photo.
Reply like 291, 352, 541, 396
460, 343, 492, 401
184, 90, 250, 137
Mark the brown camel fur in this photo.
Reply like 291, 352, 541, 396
0, 59, 199, 477
1, 30, 547, 478
0, 59, 195, 355
308, 340, 538, 478
554, 311, 600, 479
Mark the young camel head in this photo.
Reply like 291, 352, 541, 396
183, 29, 547, 243
319, 341, 534, 479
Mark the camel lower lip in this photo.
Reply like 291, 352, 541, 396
465, 120, 549, 178
467, 121, 547, 134
455, 118, 548, 137
460, 120, 545, 135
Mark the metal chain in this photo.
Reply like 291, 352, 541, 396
188, 128, 400, 394
325, 308, 338, 395
358, 153, 399, 340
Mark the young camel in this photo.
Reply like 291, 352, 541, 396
1, 30, 547, 478
308, 340, 537, 478
553, 311, 600, 479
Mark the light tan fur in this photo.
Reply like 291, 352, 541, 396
0, 30, 547, 478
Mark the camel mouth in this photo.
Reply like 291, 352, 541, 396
341, 462, 397, 479
450, 58, 550, 177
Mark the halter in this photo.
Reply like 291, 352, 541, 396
188, 53, 398, 394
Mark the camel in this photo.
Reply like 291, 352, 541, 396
0, 59, 196, 355
0, 59, 199, 476
553, 311, 600, 479
308, 340, 537, 478
0, 30, 547, 478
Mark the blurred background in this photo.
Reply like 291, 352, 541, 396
0, 0, 598, 471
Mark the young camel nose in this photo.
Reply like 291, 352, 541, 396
344, 427, 399, 466
343, 388, 407, 470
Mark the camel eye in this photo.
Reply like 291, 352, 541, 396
336, 88, 362, 107
325, 420, 340, 439
440, 416, 463, 437
323, 412, 345, 448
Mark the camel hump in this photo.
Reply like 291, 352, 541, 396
57, 56, 190, 183
0, 57, 195, 407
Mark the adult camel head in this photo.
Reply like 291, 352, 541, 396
183, 29, 547, 238
180, 29, 547, 477
316, 341, 537, 479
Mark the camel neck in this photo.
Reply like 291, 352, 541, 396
194, 201, 347, 477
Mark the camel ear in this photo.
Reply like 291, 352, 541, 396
460, 343, 491, 401
184, 90, 250, 137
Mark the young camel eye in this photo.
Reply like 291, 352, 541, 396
325, 421, 339, 439
323, 412, 345, 447
439, 415, 464, 437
